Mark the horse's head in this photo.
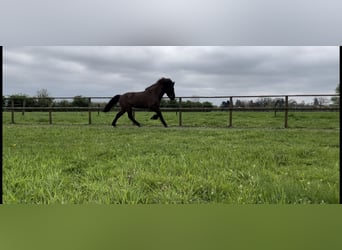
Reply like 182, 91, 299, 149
160, 78, 175, 100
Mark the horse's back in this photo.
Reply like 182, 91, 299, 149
120, 91, 153, 109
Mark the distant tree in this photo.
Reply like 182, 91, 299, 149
190, 96, 200, 103
313, 97, 329, 107
168, 100, 178, 107
54, 100, 71, 107
72, 95, 89, 107
234, 99, 243, 107
256, 97, 273, 107
298, 101, 306, 107
289, 99, 298, 107
36, 88, 53, 107
182, 100, 192, 108
313, 98, 320, 106
331, 84, 340, 105
202, 101, 213, 108
220, 100, 231, 108
274, 98, 285, 108
8, 93, 36, 107
318, 97, 329, 107
160, 99, 178, 108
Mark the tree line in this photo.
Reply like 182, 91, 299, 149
3, 89, 93, 108
3, 84, 339, 108
3, 94, 215, 108
2, 89, 216, 108
3, 94, 92, 108
221, 97, 335, 108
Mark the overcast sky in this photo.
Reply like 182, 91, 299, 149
1, 0, 342, 45
3, 46, 339, 104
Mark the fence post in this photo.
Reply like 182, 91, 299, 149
88, 97, 92, 125
178, 97, 182, 126
284, 96, 288, 128
49, 98, 52, 124
11, 98, 15, 124
228, 96, 233, 127
22, 98, 26, 116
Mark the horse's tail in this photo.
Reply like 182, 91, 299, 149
103, 95, 121, 112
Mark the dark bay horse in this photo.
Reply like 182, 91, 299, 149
103, 77, 175, 127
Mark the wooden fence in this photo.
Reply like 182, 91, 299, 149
2, 94, 340, 128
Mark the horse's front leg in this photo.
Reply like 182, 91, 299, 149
155, 110, 168, 127
150, 106, 168, 127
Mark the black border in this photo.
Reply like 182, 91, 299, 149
339, 46, 342, 204
1, 45, 3, 205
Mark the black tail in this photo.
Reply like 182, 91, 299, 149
103, 95, 120, 112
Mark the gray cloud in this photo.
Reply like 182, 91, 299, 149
3, 46, 339, 104
1, 0, 342, 45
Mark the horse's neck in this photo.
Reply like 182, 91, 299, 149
157, 86, 165, 100
146, 84, 164, 100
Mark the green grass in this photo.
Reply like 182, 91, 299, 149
2, 111, 340, 204
2, 110, 340, 129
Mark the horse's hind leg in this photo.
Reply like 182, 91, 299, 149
112, 110, 125, 127
150, 113, 159, 120
127, 109, 141, 127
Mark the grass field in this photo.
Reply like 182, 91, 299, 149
2, 110, 340, 129
2, 111, 340, 204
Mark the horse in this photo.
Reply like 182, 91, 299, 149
103, 77, 175, 127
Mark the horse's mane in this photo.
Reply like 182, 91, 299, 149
145, 78, 165, 91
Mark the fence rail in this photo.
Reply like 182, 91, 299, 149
2, 94, 340, 128
2, 106, 340, 112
